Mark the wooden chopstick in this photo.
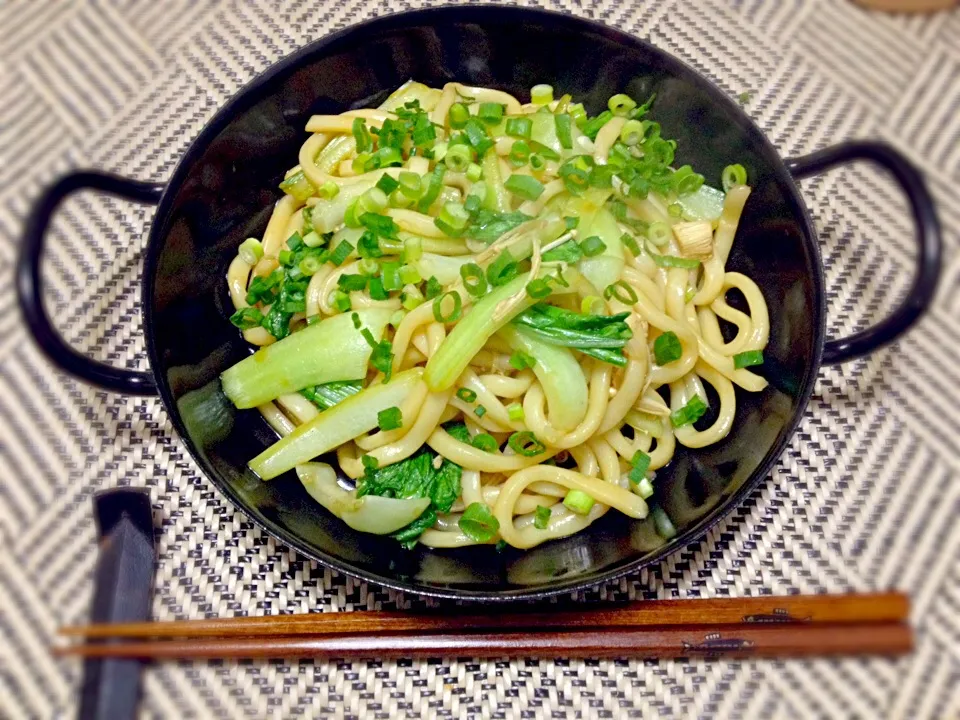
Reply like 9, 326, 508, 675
58, 592, 908, 639
54, 622, 912, 660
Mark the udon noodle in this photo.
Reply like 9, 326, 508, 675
220, 81, 768, 550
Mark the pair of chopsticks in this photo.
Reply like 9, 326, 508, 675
55, 592, 911, 660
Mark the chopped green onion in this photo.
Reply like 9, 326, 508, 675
278, 249, 294, 266
432, 291, 462, 323
445, 144, 473, 173
352, 118, 372, 152
458, 502, 500, 543
471, 433, 498, 452
474, 405, 487, 418
684, 286, 696, 303
318, 180, 340, 199
580, 235, 606, 257
343, 201, 362, 228
508, 431, 545, 456
509, 140, 531, 167
377, 406, 403, 431
504, 174, 544, 201
398, 171, 423, 199
230, 307, 263, 330
673, 165, 704, 196
456, 388, 477, 403
653, 331, 683, 365
507, 403, 525, 422
381, 261, 402, 291
376, 174, 400, 196
460, 262, 488, 297
402, 236, 423, 263
555, 113, 573, 149
417, 164, 446, 213
671, 396, 708, 427
529, 154, 545, 171
448, 102, 470, 129
369, 276, 388, 300
652, 506, 677, 539
647, 221, 671, 247
338, 273, 367, 292
608, 93, 637, 116
400, 285, 424, 310
486, 249, 518, 287
464, 194, 481, 215
505, 116, 533, 140
628, 450, 651, 484
525, 278, 552, 300
565, 216, 580, 230
636, 477, 654, 499
466, 162, 483, 182
332, 290, 351, 313
534, 505, 551, 529
329, 240, 353, 266
478, 102, 505, 124
582, 110, 612, 140
436, 202, 470, 237
359, 188, 388, 214
278, 171, 315, 202
722, 163, 748, 191
581, 295, 604, 314
360, 212, 399, 239
357, 230, 382, 259
302, 230, 323, 248
649, 252, 700, 269
668, 203, 683, 218
531, 84, 553, 105
509, 350, 536, 371
238, 238, 264, 265
399, 264, 421, 286
388, 309, 406, 327
619, 119, 644, 146
563, 489, 595, 515
351, 153, 373, 175
298, 254, 324, 276
621, 232, 641, 256
603, 280, 638, 305
425, 275, 443, 299
733, 350, 764, 369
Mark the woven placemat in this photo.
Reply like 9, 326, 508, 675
1, 0, 958, 717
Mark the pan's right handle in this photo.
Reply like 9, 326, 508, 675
16, 171, 164, 395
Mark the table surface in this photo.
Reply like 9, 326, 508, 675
1, 0, 958, 718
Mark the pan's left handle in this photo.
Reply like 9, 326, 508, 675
17, 171, 164, 395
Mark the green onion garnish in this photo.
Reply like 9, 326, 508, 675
448, 102, 469, 129
529, 154, 545, 171
400, 285, 423, 310
361, 454, 378, 472
398, 171, 422, 199
376, 173, 400, 196
377, 406, 403, 431
649, 252, 700, 269
505, 116, 532, 139
357, 230, 382, 259
444, 144, 473, 173
509, 350, 536, 371
338, 274, 367, 292
555, 113, 573, 149
368, 276, 388, 300
332, 290, 351, 313
534, 505, 551, 530
359, 212, 399, 238
318, 180, 339, 199
670, 396, 708, 427
509, 140, 531, 167
238, 238, 264, 265
652, 506, 677, 539
417, 164, 446, 213
508, 431, 545, 457
580, 235, 607, 257
647, 221, 671, 247
621, 232, 641, 256
608, 93, 637, 116
628, 450, 651, 484
471, 433, 498, 452
329, 240, 353, 266
673, 165, 704, 196
504, 174, 544, 201
458, 502, 500, 543
486, 249, 518, 287
474, 405, 487, 418
432, 291, 462, 323
619, 119, 644, 146
653, 331, 682, 365
302, 231, 323, 248
563, 489, 595, 515
436, 202, 470, 236
636, 477, 654, 499
477, 102, 504, 124
380, 261, 402, 292
456, 387, 477, 403
229, 307, 263, 330
722, 163, 747, 191
424, 275, 442, 299
525, 278, 552, 299
460, 262, 488, 298
298, 254, 324, 276
603, 280, 638, 305
352, 118, 372, 153
507, 403, 525, 422
399, 264, 421, 286
531, 84, 553, 105
733, 350, 764, 369
466, 162, 483, 182
402, 236, 423, 263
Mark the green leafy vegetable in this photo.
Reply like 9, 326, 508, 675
534, 505, 551, 530
458, 502, 500, 542
511, 303, 632, 367
300, 380, 363, 410
653, 331, 683, 365
464, 209, 530, 244
733, 350, 764, 369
